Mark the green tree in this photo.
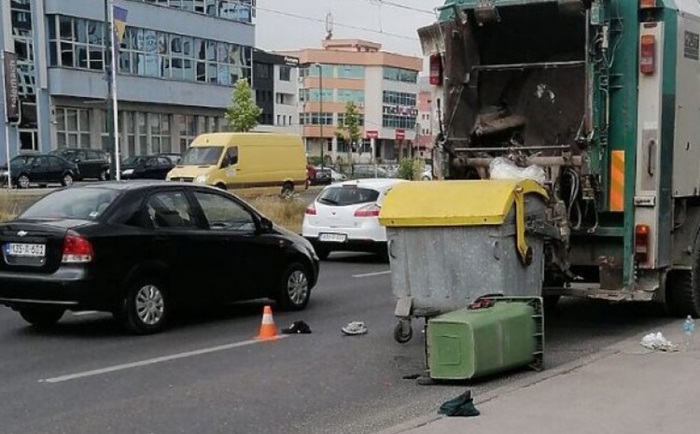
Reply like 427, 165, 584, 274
225, 78, 263, 132
337, 101, 362, 166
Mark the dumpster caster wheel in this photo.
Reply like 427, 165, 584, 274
394, 320, 413, 344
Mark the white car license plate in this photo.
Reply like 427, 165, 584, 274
5, 243, 46, 258
319, 233, 347, 243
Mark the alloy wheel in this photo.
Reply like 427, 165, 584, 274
287, 270, 309, 306
135, 284, 165, 325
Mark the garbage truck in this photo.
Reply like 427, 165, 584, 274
417, 0, 700, 316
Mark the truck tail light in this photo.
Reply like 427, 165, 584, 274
305, 203, 317, 215
62, 232, 94, 264
429, 54, 443, 86
640, 0, 656, 8
640, 35, 656, 75
635, 224, 650, 264
354, 203, 381, 217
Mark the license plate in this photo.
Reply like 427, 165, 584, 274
4, 243, 46, 258
319, 233, 347, 243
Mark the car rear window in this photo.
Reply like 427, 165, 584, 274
317, 186, 379, 206
21, 188, 120, 220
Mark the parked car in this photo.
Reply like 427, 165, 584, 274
0, 182, 320, 334
302, 178, 405, 260
328, 168, 347, 183
0, 154, 79, 188
351, 166, 390, 179
309, 167, 332, 186
157, 153, 182, 165
51, 148, 111, 181
121, 155, 175, 180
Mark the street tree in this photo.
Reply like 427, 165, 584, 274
337, 101, 362, 170
225, 78, 263, 132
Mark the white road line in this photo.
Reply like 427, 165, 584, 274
40, 335, 289, 384
72, 311, 99, 316
353, 270, 391, 278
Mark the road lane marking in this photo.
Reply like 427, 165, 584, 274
353, 270, 391, 278
40, 335, 289, 384
72, 311, 99, 316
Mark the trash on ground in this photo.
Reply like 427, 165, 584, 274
341, 321, 368, 336
640, 332, 679, 352
281, 320, 312, 334
438, 390, 480, 417
402, 374, 421, 380
489, 157, 546, 185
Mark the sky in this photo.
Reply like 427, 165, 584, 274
255, 0, 436, 58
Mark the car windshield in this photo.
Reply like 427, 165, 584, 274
122, 156, 147, 166
317, 186, 379, 206
180, 147, 223, 166
21, 188, 121, 220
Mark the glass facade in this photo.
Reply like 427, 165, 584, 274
382, 115, 416, 129
55, 107, 91, 148
383, 67, 418, 83
336, 65, 364, 79
47, 15, 253, 86
337, 89, 365, 104
337, 113, 365, 127
383, 91, 417, 106
299, 113, 333, 125
138, 0, 254, 23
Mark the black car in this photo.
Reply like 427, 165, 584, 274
310, 168, 332, 186
1, 154, 79, 188
0, 182, 320, 334
120, 155, 175, 180
51, 148, 111, 181
157, 153, 182, 165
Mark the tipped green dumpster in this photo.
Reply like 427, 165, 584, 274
427, 298, 544, 381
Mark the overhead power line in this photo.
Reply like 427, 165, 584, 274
365, 0, 435, 15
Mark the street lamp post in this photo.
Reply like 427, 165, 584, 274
314, 63, 324, 170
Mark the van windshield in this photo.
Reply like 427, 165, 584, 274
180, 146, 223, 166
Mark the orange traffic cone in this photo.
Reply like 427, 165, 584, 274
257, 305, 278, 340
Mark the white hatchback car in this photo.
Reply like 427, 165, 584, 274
302, 178, 405, 260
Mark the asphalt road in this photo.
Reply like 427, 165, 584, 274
0, 254, 675, 434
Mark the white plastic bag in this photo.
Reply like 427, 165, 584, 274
640, 332, 677, 352
489, 157, 546, 185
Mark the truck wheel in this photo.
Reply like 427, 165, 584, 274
393, 320, 412, 344
666, 233, 700, 317
19, 307, 65, 328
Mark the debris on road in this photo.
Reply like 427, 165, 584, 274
438, 390, 480, 417
640, 332, 678, 352
341, 321, 368, 336
282, 320, 312, 334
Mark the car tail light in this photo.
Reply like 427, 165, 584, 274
62, 232, 94, 264
640, 35, 656, 75
354, 203, 381, 217
639, 0, 655, 8
635, 224, 650, 264
429, 54, 443, 86
305, 203, 317, 215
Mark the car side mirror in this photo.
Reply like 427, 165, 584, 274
259, 217, 273, 233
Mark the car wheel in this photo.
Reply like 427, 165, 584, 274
17, 174, 30, 189
315, 246, 331, 261
281, 182, 294, 196
99, 169, 109, 181
19, 307, 65, 328
119, 279, 169, 334
276, 263, 311, 311
215, 183, 227, 191
61, 173, 74, 187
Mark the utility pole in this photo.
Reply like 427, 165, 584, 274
104, 0, 116, 179
315, 63, 324, 170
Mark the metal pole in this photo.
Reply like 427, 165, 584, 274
1, 50, 11, 188
104, 0, 116, 180
317, 64, 324, 170
108, 0, 121, 180
371, 137, 377, 178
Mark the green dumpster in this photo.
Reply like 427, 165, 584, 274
427, 298, 544, 380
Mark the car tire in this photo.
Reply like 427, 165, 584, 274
314, 246, 331, 261
17, 174, 30, 189
19, 307, 65, 328
276, 263, 311, 311
61, 173, 74, 187
99, 169, 109, 181
281, 182, 294, 196
119, 278, 170, 334
215, 183, 227, 191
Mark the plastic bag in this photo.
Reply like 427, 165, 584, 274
640, 332, 678, 352
489, 157, 546, 185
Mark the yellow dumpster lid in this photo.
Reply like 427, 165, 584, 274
378, 179, 547, 227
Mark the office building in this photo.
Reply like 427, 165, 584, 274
252, 49, 299, 135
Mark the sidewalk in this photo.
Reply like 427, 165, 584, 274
380, 322, 700, 434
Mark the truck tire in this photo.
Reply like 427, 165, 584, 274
666, 233, 700, 318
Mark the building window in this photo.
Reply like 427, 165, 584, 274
303, 88, 334, 102
150, 114, 171, 154
279, 65, 291, 81
48, 16, 105, 70
382, 114, 417, 130
300, 113, 333, 125
383, 91, 417, 106
337, 65, 364, 79
255, 63, 272, 79
337, 89, 365, 104
337, 113, 365, 127
306, 64, 334, 78
137, 0, 253, 23
383, 66, 418, 83
55, 107, 91, 148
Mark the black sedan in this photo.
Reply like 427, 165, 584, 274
1, 154, 79, 188
0, 182, 320, 334
50, 148, 111, 181
120, 155, 175, 180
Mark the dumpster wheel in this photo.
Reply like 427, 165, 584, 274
394, 320, 413, 344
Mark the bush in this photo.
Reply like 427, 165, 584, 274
398, 158, 424, 180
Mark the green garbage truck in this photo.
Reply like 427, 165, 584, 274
418, 0, 700, 316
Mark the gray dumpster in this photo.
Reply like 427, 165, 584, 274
378, 180, 549, 343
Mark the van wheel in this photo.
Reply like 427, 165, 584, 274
216, 183, 227, 191
281, 182, 294, 196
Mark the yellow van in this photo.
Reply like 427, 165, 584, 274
166, 133, 307, 193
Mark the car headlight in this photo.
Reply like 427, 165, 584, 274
195, 174, 208, 184
122, 169, 134, 176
